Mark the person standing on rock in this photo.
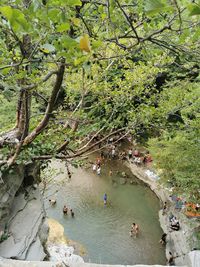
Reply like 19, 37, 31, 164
128, 148, 132, 159
97, 166, 101, 175
162, 201, 167, 215
92, 163, 97, 173
159, 233, 167, 245
167, 251, 175, 266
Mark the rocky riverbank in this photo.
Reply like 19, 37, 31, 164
0, 163, 49, 261
0, 157, 199, 267
46, 218, 85, 265
0, 185, 48, 260
126, 161, 200, 267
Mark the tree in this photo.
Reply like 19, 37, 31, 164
0, 0, 199, 198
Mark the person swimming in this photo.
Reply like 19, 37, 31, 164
70, 209, 74, 217
63, 205, 68, 214
49, 199, 56, 206
103, 193, 107, 205
130, 223, 139, 237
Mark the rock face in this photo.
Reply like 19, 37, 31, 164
0, 165, 24, 226
0, 256, 189, 267
48, 244, 84, 265
46, 218, 85, 265
0, 187, 47, 261
0, 163, 48, 261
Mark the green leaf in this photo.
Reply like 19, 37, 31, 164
41, 44, 55, 53
145, 0, 165, 12
61, 36, 78, 49
12, 9, 28, 30
48, 9, 61, 22
0, 6, 13, 20
1, 67, 11, 75
56, 22, 70, 32
144, 0, 173, 15
92, 40, 102, 49
0, 6, 28, 31
188, 4, 200, 16
65, 0, 82, 6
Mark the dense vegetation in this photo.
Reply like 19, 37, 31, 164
0, 0, 199, 201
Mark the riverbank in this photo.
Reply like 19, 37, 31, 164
0, 155, 199, 267
126, 160, 200, 266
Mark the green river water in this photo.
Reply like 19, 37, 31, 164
44, 158, 166, 265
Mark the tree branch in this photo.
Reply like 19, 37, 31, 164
32, 91, 48, 104
22, 70, 58, 91
115, 0, 140, 44
32, 128, 128, 161
23, 59, 65, 145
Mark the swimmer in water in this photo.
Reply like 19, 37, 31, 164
103, 193, 107, 205
63, 205, 68, 215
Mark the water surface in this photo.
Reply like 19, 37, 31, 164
44, 159, 166, 265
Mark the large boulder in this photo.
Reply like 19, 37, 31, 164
0, 165, 24, 226
0, 187, 47, 261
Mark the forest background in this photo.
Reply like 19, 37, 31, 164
0, 0, 199, 201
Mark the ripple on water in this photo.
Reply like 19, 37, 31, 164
44, 160, 166, 265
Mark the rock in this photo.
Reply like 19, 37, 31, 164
39, 219, 49, 245
187, 250, 200, 267
0, 187, 47, 261
0, 165, 24, 226
47, 244, 84, 265
119, 178, 126, 185
24, 162, 41, 185
25, 236, 46, 261
121, 171, 126, 178
129, 180, 137, 185
47, 218, 67, 245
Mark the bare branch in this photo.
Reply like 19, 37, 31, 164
32, 91, 48, 104
172, 0, 182, 32
77, 125, 106, 152
84, 130, 130, 157
22, 70, 58, 91
0, 59, 24, 71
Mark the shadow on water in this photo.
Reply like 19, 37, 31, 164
44, 158, 166, 265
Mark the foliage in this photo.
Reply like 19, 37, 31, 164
149, 129, 200, 201
0, 0, 200, 199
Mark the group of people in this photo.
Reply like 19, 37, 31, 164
160, 200, 181, 265
128, 148, 153, 166
161, 202, 180, 231
49, 199, 74, 217
63, 205, 74, 217
92, 157, 102, 175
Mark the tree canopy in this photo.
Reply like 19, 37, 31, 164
0, 0, 199, 200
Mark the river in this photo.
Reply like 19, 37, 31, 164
43, 158, 166, 265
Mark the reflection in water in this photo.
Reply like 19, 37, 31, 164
44, 159, 166, 265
